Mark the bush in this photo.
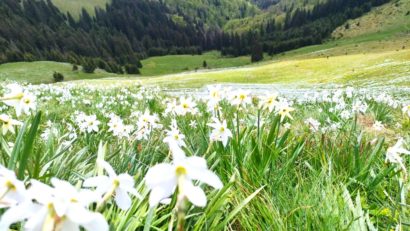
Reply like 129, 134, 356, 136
53, 72, 64, 82
125, 64, 140, 74
82, 60, 97, 73
72, 64, 78, 71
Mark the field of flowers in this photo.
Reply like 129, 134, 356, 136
0, 82, 409, 230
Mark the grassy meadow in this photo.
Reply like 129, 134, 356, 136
140, 51, 251, 76
0, 61, 116, 84
51, 0, 110, 18
0, 83, 410, 230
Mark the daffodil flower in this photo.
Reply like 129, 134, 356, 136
208, 117, 232, 147
0, 165, 26, 208
277, 103, 295, 122
83, 160, 141, 210
386, 138, 410, 179
0, 84, 36, 117
145, 155, 223, 208
0, 114, 23, 135
0, 178, 108, 231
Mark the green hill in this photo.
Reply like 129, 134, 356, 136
332, 0, 410, 39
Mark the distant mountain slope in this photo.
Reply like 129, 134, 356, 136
50, 0, 261, 27
162, 0, 260, 27
332, 0, 410, 39
224, 0, 327, 33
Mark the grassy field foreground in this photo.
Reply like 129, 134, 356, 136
0, 83, 409, 230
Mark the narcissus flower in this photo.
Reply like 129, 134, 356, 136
385, 138, 410, 177
83, 160, 141, 210
277, 103, 295, 122
145, 155, 223, 208
0, 114, 23, 135
0, 84, 36, 117
0, 165, 26, 208
0, 178, 108, 231
259, 93, 279, 112
208, 117, 232, 147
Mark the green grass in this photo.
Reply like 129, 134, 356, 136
0, 61, 115, 84
51, 0, 110, 18
140, 51, 252, 76
332, 0, 410, 39
1, 83, 408, 230
81, 44, 410, 88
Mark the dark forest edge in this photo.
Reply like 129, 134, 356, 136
0, 0, 391, 75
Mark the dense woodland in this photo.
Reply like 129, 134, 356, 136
221, 0, 391, 57
0, 0, 391, 74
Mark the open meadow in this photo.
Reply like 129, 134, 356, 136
1, 0, 410, 230
0, 82, 410, 230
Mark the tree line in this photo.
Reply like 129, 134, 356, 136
221, 0, 391, 58
0, 0, 391, 73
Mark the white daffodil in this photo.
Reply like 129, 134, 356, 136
0, 165, 26, 208
1, 84, 36, 117
277, 103, 295, 122
80, 114, 100, 133
163, 121, 186, 148
145, 155, 223, 207
0, 114, 23, 135
259, 93, 279, 112
108, 115, 125, 136
0, 179, 108, 231
304, 117, 320, 132
230, 90, 251, 107
402, 105, 410, 117
176, 97, 198, 116
208, 117, 232, 147
83, 160, 141, 210
385, 139, 410, 174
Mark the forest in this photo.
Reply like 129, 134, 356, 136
0, 0, 391, 73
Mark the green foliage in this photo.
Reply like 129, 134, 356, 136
124, 64, 140, 75
0, 85, 406, 230
53, 72, 64, 82
82, 60, 97, 74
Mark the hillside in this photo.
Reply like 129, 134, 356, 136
332, 0, 410, 39
162, 0, 260, 27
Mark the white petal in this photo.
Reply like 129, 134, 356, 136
0, 202, 38, 230
66, 205, 95, 224
60, 220, 81, 231
186, 156, 207, 170
25, 207, 48, 231
149, 186, 175, 208
144, 163, 175, 189
114, 188, 131, 210
184, 180, 207, 207
98, 160, 117, 178
82, 213, 109, 231
118, 173, 134, 188
191, 169, 223, 189
83, 176, 110, 188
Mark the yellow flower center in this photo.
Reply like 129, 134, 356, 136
5, 180, 16, 191
113, 178, 120, 187
175, 166, 187, 176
